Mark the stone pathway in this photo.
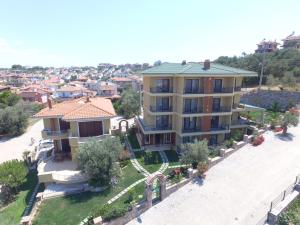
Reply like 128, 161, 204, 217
157, 151, 169, 173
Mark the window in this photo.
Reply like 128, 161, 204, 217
156, 97, 169, 111
183, 117, 197, 130
165, 133, 172, 143
145, 134, 150, 144
212, 98, 221, 111
156, 79, 170, 92
184, 98, 198, 113
214, 79, 222, 92
156, 115, 169, 128
185, 79, 199, 93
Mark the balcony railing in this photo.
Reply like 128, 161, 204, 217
150, 105, 173, 112
210, 124, 230, 131
184, 88, 204, 94
42, 129, 69, 136
234, 86, 242, 92
150, 87, 173, 93
183, 108, 203, 114
231, 119, 255, 126
232, 103, 245, 110
212, 106, 231, 113
137, 116, 172, 131
213, 87, 233, 93
182, 127, 202, 133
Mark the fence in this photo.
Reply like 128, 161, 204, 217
256, 173, 300, 225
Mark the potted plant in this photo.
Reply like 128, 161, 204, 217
197, 161, 209, 178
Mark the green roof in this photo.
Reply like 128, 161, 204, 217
141, 62, 257, 76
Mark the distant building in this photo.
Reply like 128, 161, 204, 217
19, 86, 50, 104
111, 77, 133, 92
53, 85, 94, 101
0, 85, 10, 93
85, 80, 118, 97
282, 32, 300, 49
255, 40, 278, 53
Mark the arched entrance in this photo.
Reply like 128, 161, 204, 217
145, 172, 167, 208
119, 119, 129, 133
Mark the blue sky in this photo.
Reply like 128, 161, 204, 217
0, 0, 299, 67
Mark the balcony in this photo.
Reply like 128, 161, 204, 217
231, 119, 255, 127
213, 87, 233, 93
183, 108, 203, 114
184, 88, 204, 94
182, 127, 202, 133
136, 116, 172, 132
150, 86, 173, 93
234, 86, 242, 92
42, 129, 70, 140
150, 105, 173, 113
210, 124, 230, 131
212, 106, 231, 113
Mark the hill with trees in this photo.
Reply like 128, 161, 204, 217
215, 49, 300, 87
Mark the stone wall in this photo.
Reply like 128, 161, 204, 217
241, 90, 300, 111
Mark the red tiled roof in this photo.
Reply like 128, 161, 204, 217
34, 97, 116, 120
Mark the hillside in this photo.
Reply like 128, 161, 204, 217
215, 49, 300, 86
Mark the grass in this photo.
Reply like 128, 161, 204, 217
240, 110, 284, 125
0, 170, 39, 225
134, 151, 162, 173
33, 161, 144, 225
164, 150, 181, 167
278, 196, 300, 225
127, 133, 140, 150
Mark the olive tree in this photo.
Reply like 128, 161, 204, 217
180, 139, 209, 168
0, 160, 28, 204
77, 137, 122, 186
281, 112, 299, 135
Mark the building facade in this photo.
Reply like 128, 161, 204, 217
255, 40, 278, 53
135, 61, 263, 151
35, 97, 116, 162
282, 32, 300, 49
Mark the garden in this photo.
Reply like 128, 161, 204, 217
0, 160, 41, 225
32, 161, 144, 225
278, 196, 300, 225
134, 151, 162, 173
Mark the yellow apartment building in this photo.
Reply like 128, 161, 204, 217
135, 60, 264, 151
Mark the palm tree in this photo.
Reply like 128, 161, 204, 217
281, 112, 299, 135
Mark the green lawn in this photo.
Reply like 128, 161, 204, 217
134, 151, 162, 173
0, 170, 39, 225
127, 133, 140, 150
241, 110, 284, 125
33, 161, 144, 225
278, 196, 300, 225
164, 150, 181, 167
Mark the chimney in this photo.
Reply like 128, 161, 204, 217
85, 94, 90, 103
47, 97, 52, 109
204, 59, 210, 70
181, 60, 186, 65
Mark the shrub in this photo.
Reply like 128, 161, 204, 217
91, 203, 129, 221
231, 129, 243, 142
180, 139, 209, 168
197, 161, 209, 178
0, 185, 14, 205
252, 135, 265, 146
224, 139, 234, 148
278, 213, 289, 225
77, 137, 122, 185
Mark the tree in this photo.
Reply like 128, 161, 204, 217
0, 160, 28, 192
180, 139, 209, 168
280, 112, 299, 135
117, 88, 140, 118
0, 106, 28, 136
77, 137, 122, 185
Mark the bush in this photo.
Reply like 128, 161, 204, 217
77, 137, 122, 185
278, 213, 290, 225
0, 185, 14, 205
252, 135, 265, 146
224, 139, 234, 148
197, 161, 209, 178
143, 152, 160, 165
91, 203, 129, 221
231, 129, 243, 142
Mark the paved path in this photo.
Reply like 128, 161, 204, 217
0, 119, 43, 164
127, 125, 300, 225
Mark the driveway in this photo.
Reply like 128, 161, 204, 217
0, 119, 43, 164
127, 125, 300, 225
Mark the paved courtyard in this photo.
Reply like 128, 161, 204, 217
0, 119, 43, 164
127, 125, 300, 225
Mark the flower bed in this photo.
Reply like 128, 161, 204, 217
252, 135, 265, 146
